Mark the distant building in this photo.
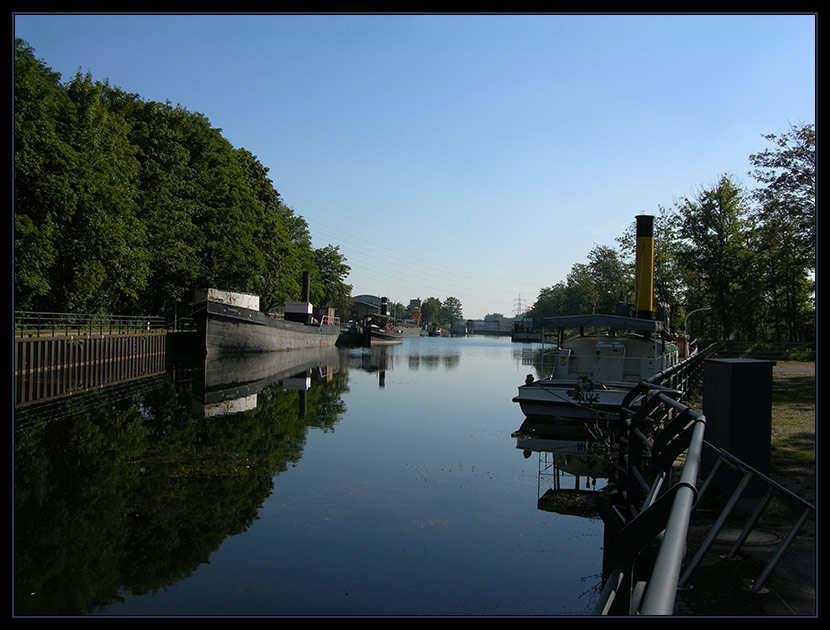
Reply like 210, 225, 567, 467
407, 299, 422, 325
349, 295, 383, 322
466, 314, 527, 334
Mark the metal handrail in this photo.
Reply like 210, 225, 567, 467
679, 443, 815, 594
593, 342, 812, 614
593, 346, 714, 615
14, 311, 169, 337
320, 315, 341, 327
594, 382, 708, 614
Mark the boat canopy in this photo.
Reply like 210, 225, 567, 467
543, 313, 665, 334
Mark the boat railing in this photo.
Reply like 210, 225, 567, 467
538, 348, 681, 383
320, 315, 340, 327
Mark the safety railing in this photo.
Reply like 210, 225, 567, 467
678, 445, 815, 594
594, 382, 708, 615
320, 315, 341, 327
592, 343, 813, 615
15, 311, 168, 337
594, 345, 713, 615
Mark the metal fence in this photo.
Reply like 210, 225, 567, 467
15, 311, 169, 337
14, 330, 167, 406
592, 343, 814, 614
678, 445, 815, 595
594, 347, 713, 615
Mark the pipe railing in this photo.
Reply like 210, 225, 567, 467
15, 311, 170, 337
594, 380, 708, 615
678, 444, 815, 594
593, 345, 714, 615
593, 342, 812, 614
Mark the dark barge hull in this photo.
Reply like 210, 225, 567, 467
368, 330, 404, 345
196, 299, 340, 356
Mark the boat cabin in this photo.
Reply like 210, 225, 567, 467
543, 313, 679, 384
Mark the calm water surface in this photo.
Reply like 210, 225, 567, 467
14, 336, 607, 616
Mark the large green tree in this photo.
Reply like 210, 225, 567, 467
14, 39, 73, 311
676, 175, 753, 340
526, 283, 568, 324
14, 39, 352, 319
440, 296, 463, 327
748, 123, 816, 341
60, 73, 150, 313
312, 245, 352, 313
585, 244, 631, 314
420, 297, 442, 326
749, 123, 815, 269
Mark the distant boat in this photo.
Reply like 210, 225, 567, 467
338, 311, 422, 346
193, 282, 340, 356
428, 324, 442, 337
390, 318, 422, 338
364, 313, 422, 344
511, 318, 543, 342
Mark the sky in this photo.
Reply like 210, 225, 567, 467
13, 13, 816, 320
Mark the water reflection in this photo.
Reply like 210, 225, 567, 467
193, 347, 340, 418
15, 337, 605, 616
513, 418, 610, 519
345, 344, 462, 373
14, 348, 346, 616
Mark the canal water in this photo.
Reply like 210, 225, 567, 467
14, 335, 607, 616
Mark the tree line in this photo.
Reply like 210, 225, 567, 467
526, 122, 815, 343
14, 39, 353, 322
14, 39, 814, 342
384, 296, 464, 329
420, 296, 463, 329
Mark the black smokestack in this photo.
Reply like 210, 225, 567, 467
302, 271, 310, 303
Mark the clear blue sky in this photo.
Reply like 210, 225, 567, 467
14, 13, 815, 319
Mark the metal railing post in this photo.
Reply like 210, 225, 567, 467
751, 507, 812, 593
678, 467, 755, 588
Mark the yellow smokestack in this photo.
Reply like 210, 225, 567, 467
634, 215, 655, 320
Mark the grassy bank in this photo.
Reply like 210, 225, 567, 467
767, 362, 816, 527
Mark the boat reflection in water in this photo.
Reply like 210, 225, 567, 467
14, 345, 347, 617
17, 336, 607, 616
512, 417, 611, 518
193, 346, 341, 418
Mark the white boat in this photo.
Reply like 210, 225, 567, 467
512, 215, 680, 437
512, 313, 679, 432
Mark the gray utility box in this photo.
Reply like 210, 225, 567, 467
701, 358, 776, 499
